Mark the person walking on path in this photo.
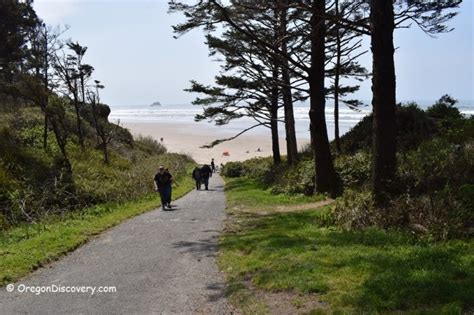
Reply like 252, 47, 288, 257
192, 166, 202, 190
211, 158, 216, 173
200, 164, 212, 190
154, 165, 173, 210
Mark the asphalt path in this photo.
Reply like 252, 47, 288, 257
1, 175, 236, 314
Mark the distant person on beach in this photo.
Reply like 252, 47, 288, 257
154, 166, 173, 210
160, 137, 164, 142
192, 166, 202, 190
211, 158, 216, 173
200, 164, 212, 190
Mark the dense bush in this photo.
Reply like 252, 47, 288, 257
270, 159, 315, 195
337, 96, 469, 154
335, 151, 371, 189
330, 96, 473, 239
399, 138, 473, 193
333, 190, 381, 229
335, 138, 474, 240
398, 139, 473, 238
223, 157, 315, 195
338, 104, 435, 154
222, 157, 275, 184
221, 161, 245, 177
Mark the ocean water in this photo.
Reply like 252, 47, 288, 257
109, 100, 474, 140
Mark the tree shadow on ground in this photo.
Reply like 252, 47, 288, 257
220, 210, 474, 312
173, 236, 219, 259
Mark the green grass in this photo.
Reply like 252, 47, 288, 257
225, 177, 325, 212
0, 175, 194, 286
220, 177, 474, 314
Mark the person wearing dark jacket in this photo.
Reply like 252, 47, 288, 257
192, 167, 202, 190
154, 166, 173, 210
200, 164, 212, 190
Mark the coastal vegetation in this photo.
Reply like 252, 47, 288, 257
219, 97, 473, 312
220, 177, 473, 313
222, 97, 473, 240
0, 1, 195, 284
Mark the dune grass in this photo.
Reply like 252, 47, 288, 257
220, 177, 474, 314
0, 175, 194, 286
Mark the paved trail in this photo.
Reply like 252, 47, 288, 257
1, 175, 236, 314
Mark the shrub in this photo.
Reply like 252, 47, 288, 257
241, 157, 275, 184
134, 135, 167, 155
334, 140, 474, 239
222, 157, 275, 183
333, 190, 381, 230
396, 103, 436, 150
398, 138, 474, 194
426, 95, 464, 125
337, 96, 467, 154
426, 95, 471, 144
18, 125, 45, 149
338, 114, 372, 154
113, 124, 134, 146
271, 159, 315, 195
335, 151, 371, 189
222, 161, 245, 177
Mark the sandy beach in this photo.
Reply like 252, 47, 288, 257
122, 121, 310, 164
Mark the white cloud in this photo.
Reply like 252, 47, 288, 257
33, 0, 80, 24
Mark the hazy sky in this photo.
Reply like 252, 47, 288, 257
34, 0, 473, 107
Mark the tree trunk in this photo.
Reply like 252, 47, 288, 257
370, 0, 397, 205
309, 0, 338, 197
281, 57, 298, 165
270, 65, 281, 165
72, 82, 85, 149
49, 118, 68, 162
42, 69, 49, 150
42, 27, 49, 150
73, 100, 84, 149
334, 0, 341, 153
279, 0, 298, 165
80, 76, 86, 104
102, 137, 109, 164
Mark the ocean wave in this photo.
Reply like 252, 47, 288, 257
109, 102, 473, 126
